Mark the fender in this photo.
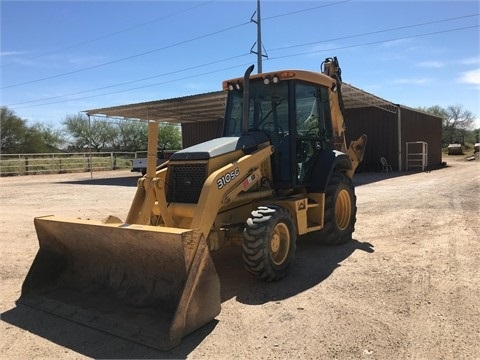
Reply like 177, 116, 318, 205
309, 150, 351, 193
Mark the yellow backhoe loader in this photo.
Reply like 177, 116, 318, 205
18, 57, 367, 350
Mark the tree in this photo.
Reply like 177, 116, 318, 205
115, 121, 148, 152
115, 121, 181, 151
23, 123, 65, 153
115, 121, 181, 152
421, 104, 475, 145
63, 114, 89, 150
1, 106, 64, 153
443, 105, 475, 144
91, 119, 119, 151
1, 106, 27, 154
158, 123, 181, 150
63, 114, 181, 152
37, 123, 65, 151
63, 113, 119, 151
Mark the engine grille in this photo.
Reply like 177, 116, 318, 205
166, 163, 208, 203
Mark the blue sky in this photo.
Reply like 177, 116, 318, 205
1, 0, 479, 128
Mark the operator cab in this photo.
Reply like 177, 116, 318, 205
223, 76, 334, 188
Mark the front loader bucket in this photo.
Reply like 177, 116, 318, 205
18, 216, 221, 350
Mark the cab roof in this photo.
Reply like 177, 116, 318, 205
222, 69, 336, 90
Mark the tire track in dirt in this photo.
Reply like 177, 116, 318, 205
1, 162, 478, 359
405, 162, 480, 359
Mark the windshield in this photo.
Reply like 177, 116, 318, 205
223, 80, 289, 137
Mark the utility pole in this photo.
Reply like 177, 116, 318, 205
255, 0, 262, 73
250, 0, 267, 73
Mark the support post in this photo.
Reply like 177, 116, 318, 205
88, 114, 93, 178
146, 121, 159, 178
397, 107, 402, 171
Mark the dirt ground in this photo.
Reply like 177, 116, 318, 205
1, 154, 479, 360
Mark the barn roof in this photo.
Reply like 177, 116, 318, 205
84, 83, 399, 123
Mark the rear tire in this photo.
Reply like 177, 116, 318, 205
242, 205, 296, 281
306, 172, 357, 245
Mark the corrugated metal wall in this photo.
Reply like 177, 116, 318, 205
400, 107, 442, 170
181, 107, 442, 172
344, 107, 399, 171
345, 106, 442, 171
182, 119, 224, 148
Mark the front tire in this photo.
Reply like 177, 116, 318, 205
242, 205, 296, 281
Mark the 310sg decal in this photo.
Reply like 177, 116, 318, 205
217, 168, 240, 189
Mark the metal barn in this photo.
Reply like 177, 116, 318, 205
344, 105, 442, 172
86, 83, 442, 172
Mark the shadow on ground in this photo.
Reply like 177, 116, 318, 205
58, 175, 140, 187
53, 165, 451, 188
213, 238, 374, 304
2, 237, 373, 359
1, 305, 216, 359
353, 163, 448, 186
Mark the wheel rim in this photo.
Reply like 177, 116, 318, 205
269, 223, 290, 265
335, 189, 351, 230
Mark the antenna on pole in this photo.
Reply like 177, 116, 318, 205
250, 0, 268, 74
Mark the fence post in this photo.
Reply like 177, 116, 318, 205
25, 155, 29, 175
18, 155, 22, 175
84, 153, 90, 172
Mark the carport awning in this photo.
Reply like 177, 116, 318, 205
84, 83, 398, 123
342, 83, 399, 114
85, 91, 227, 123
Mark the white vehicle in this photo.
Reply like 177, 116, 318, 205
132, 149, 174, 175
131, 157, 166, 175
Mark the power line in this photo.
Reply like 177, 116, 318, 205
11, 62, 254, 110
10, 24, 478, 110
2, 0, 353, 89
4, 1, 478, 110
7, 13, 478, 107
262, 0, 352, 21
1, 1, 214, 68
267, 14, 479, 52
8, 52, 251, 106
268, 25, 479, 61
1, 20, 251, 90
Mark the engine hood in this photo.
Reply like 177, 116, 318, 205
169, 137, 240, 160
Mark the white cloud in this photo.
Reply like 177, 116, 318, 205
184, 82, 204, 90
474, 118, 480, 129
417, 61, 445, 69
459, 69, 480, 85
67, 55, 106, 66
459, 57, 480, 66
379, 38, 413, 49
0, 51, 26, 57
392, 78, 432, 85
303, 43, 345, 58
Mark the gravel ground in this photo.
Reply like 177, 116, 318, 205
1, 154, 479, 359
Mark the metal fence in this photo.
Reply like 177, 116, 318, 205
0, 152, 138, 176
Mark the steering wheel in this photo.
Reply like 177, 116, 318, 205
261, 121, 285, 136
